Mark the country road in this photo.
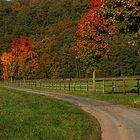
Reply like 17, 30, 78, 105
46, 93, 140, 140
5, 87, 140, 140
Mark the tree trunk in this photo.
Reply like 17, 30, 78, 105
93, 70, 96, 93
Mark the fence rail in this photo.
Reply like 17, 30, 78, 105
0, 77, 140, 95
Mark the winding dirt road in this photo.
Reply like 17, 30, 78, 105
6, 87, 140, 140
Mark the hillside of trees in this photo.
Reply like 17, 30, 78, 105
0, 0, 140, 80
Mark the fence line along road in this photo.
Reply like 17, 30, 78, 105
0, 77, 140, 95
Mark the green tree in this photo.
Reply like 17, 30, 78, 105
98, 34, 140, 77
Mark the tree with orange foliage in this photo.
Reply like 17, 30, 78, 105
1, 52, 16, 80
73, 0, 116, 91
0, 34, 39, 80
1, 39, 15, 80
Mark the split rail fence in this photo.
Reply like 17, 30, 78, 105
0, 77, 140, 95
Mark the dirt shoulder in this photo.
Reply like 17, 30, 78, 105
5, 87, 140, 140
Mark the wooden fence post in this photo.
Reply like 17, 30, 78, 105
55, 81, 57, 90
68, 81, 70, 91
74, 81, 76, 91
123, 79, 126, 95
137, 79, 140, 95
79, 80, 81, 91
64, 80, 66, 90
103, 80, 105, 94
112, 80, 115, 94
87, 81, 89, 91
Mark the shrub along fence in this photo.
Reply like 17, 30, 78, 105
0, 77, 140, 95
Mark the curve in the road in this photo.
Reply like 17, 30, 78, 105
5, 87, 140, 140
49, 94, 140, 140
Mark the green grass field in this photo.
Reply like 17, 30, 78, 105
0, 87, 101, 140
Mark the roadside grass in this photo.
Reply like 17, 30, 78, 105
0, 87, 101, 140
17, 86, 140, 109
91, 93, 140, 108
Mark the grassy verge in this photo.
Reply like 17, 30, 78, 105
91, 93, 140, 108
0, 87, 101, 140
19, 86, 140, 108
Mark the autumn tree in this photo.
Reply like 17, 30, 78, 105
1, 52, 16, 80
0, 34, 39, 80
73, 0, 116, 91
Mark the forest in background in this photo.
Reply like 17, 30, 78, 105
0, 0, 140, 80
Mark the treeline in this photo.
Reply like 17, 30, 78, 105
0, 0, 140, 79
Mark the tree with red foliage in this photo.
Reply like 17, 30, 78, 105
73, 0, 116, 91
0, 34, 39, 80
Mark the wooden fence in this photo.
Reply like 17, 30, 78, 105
0, 77, 140, 95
